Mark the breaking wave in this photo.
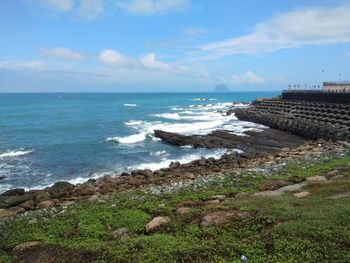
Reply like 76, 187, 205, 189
0, 149, 34, 159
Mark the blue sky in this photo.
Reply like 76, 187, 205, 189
1, 0, 350, 92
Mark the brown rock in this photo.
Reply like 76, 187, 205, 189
200, 210, 250, 227
18, 200, 34, 210
207, 195, 226, 201
293, 191, 310, 198
128, 177, 146, 187
49, 181, 75, 198
169, 161, 180, 169
36, 200, 55, 209
182, 172, 196, 180
258, 180, 289, 191
0, 188, 25, 196
13, 241, 42, 252
74, 183, 96, 196
326, 192, 350, 200
177, 200, 197, 207
111, 227, 131, 239
146, 216, 170, 232
31, 190, 51, 202
205, 199, 220, 205
176, 207, 191, 217
0, 209, 16, 218
0, 194, 33, 208
306, 176, 327, 183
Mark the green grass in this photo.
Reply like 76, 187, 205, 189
1, 155, 350, 262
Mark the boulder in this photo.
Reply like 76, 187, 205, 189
258, 180, 289, 191
293, 191, 310, 198
169, 161, 180, 169
306, 176, 327, 183
111, 228, 131, 239
207, 195, 226, 201
74, 183, 96, 196
31, 190, 51, 202
13, 241, 42, 252
0, 209, 16, 218
36, 200, 55, 209
176, 207, 191, 217
0, 194, 33, 208
48, 181, 75, 198
0, 188, 25, 197
146, 216, 170, 232
128, 177, 146, 187
200, 210, 249, 227
18, 200, 34, 210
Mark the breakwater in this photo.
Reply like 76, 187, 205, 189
234, 96, 350, 140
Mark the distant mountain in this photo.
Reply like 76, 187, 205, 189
214, 84, 229, 92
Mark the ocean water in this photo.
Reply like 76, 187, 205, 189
0, 92, 278, 193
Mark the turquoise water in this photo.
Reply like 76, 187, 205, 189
0, 92, 278, 192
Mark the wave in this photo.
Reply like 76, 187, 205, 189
129, 148, 231, 171
0, 149, 34, 159
150, 150, 169, 157
123, 104, 138, 107
106, 132, 147, 144
191, 98, 217, 101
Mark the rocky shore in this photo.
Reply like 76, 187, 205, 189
1, 97, 349, 220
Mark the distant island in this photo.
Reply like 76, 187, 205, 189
214, 84, 229, 92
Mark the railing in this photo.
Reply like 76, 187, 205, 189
283, 89, 350, 94
323, 81, 350, 85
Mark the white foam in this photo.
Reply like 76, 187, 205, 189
129, 148, 230, 171
123, 104, 138, 107
191, 98, 217, 101
0, 150, 34, 159
150, 150, 169, 157
106, 132, 147, 144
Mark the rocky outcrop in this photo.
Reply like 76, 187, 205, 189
234, 98, 350, 140
154, 128, 305, 158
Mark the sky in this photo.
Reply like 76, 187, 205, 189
0, 0, 350, 92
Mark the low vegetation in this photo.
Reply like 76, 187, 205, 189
1, 155, 350, 262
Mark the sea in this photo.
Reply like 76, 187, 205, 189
0, 92, 279, 193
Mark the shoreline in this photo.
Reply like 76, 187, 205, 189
1, 98, 350, 218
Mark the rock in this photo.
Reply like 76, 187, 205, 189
18, 200, 34, 210
258, 180, 289, 191
0, 188, 25, 196
0, 209, 16, 218
176, 207, 191, 217
279, 182, 306, 192
0, 176, 5, 181
13, 241, 42, 252
0, 194, 33, 208
87, 194, 100, 202
326, 169, 339, 178
128, 177, 146, 187
158, 203, 165, 208
142, 169, 154, 178
154, 170, 165, 177
111, 227, 131, 239
198, 158, 207, 166
181, 172, 196, 180
306, 176, 327, 183
326, 192, 350, 200
146, 216, 170, 232
36, 200, 55, 209
207, 195, 226, 201
205, 199, 220, 205
49, 181, 75, 198
74, 183, 96, 196
200, 210, 249, 227
254, 190, 283, 197
31, 190, 51, 202
177, 200, 197, 207
293, 191, 310, 198
169, 161, 180, 169
9, 206, 26, 214
330, 174, 345, 181
235, 192, 250, 198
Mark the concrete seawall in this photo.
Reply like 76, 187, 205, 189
234, 97, 350, 141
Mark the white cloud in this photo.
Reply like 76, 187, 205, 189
98, 49, 188, 73
41, 47, 85, 60
200, 3, 350, 57
116, 0, 191, 15
98, 49, 135, 67
77, 0, 105, 19
229, 71, 265, 84
43, 0, 74, 12
0, 60, 46, 70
